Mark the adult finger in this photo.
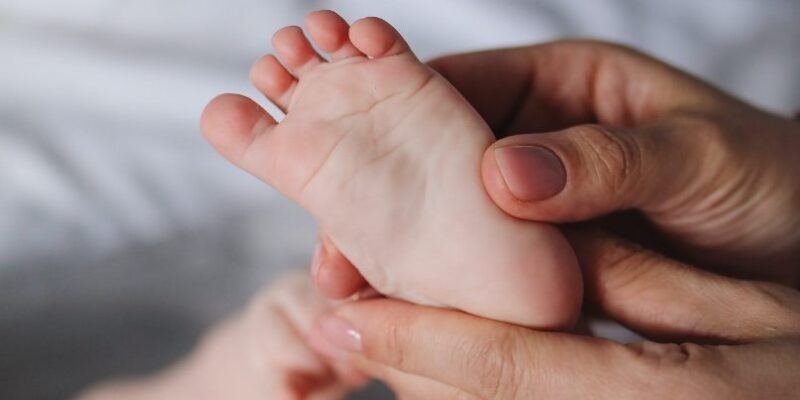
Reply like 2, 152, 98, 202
308, 308, 475, 399
315, 299, 628, 400
360, 360, 477, 400
429, 40, 720, 136
314, 299, 800, 400
311, 234, 367, 299
481, 112, 770, 224
568, 227, 800, 342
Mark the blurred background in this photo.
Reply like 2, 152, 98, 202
1, 0, 799, 399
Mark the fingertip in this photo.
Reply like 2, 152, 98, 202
307, 318, 346, 361
312, 241, 368, 299
481, 144, 542, 220
482, 133, 580, 223
493, 144, 567, 201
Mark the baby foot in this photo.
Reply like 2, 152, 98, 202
201, 11, 581, 328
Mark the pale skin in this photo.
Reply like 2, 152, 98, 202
313, 228, 800, 399
200, 11, 581, 329
82, 13, 800, 400
313, 40, 800, 398
78, 271, 368, 400
317, 40, 800, 297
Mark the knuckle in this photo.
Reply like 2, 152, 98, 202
673, 115, 741, 165
623, 341, 714, 369
572, 124, 642, 205
594, 238, 664, 295
459, 330, 526, 399
381, 320, 409, 369
621, 341, 730, 398
687, 116, 733, 154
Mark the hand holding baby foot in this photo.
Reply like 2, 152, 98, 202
316, 41, 800, 296
316, 228, 800, 399
202, 11, 582, 328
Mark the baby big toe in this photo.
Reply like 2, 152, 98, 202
201, 94, 276, 168
349, 17, 415, 59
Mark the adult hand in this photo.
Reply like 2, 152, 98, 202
310, 228, 800, 399
314, 40, 800, 298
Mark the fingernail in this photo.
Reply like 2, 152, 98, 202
318, 314, 362, 353
310, 241, 325, 277
494, 145, 566, 201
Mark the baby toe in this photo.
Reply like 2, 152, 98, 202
250, 54, 297, 112
306, 10, 364, 60
273, 26, 325, 77
349, 17, 415, 59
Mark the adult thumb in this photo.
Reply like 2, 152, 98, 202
482, 118, 729, 222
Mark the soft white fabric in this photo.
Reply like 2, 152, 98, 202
1, 1, 799, 398
2, 0, 799, 269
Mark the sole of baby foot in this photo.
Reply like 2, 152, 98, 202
201, 10, 582, 328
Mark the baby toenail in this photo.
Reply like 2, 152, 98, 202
494, 145, 566, 201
